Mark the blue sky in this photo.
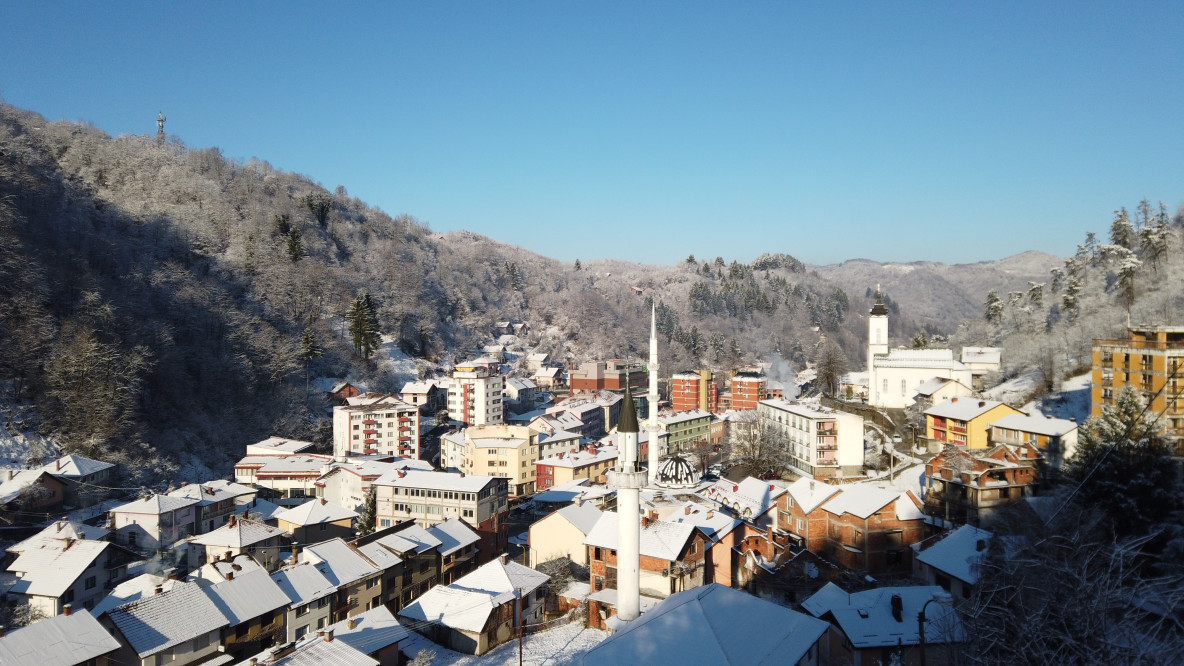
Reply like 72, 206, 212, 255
2, 2, 1182, 266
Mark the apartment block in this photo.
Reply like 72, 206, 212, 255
333, 394, 421, 459
1092, 325, 1184, 457
758, 399, 864, 478
447, 363, 504, 426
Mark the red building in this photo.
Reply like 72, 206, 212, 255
671, 370, 718, 412
729, 371, 768, 411
569, 360, 648, 393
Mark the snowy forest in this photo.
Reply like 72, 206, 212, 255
0, 101, 1176, 487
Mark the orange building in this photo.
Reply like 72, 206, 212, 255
671, 370, 718, 412
729, 371, 768, 411
1092, 325, 1184, 457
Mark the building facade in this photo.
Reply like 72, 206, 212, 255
1092, 325, 1184, 457
450, 424, 540, 497
671, 371, 718, 413
333, 394, 421, 459
447, 363, 505, 426
758, 399, 864, 478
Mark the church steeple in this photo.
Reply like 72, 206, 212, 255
870, 283, 889, 316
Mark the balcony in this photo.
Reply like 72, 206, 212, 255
363, 428, 377, 435
363, 419, 376, 425
948, 424, 966, 434
364, 438, 377, 445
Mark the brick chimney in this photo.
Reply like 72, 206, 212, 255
347, 618, 357, 629
154, 585, 163, 595
684, 505, 691, 515
324, 629, 334, 642
642, 516, 649, 528
63, 603, 72, 616
226, 571, 234, 580
499, 554, 507, 565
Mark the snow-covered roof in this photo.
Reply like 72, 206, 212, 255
702, 477, 786, 519
913, 376, 970, 397
271, 562, 338, 606
8, 539, 110, 598
506, 377, 537, 391
784, 477, 843, 515
8, 519, 109, 553
300, 539, 380, 587
206, 568, 291, 625
875, 348, 968, 370
41, 454, 115, 479
326, 605, 410, 656
802, 582, 965, 649
961, 346, 1002, 365
0, 609, 120, 665
355, 540, 404, 570
990, 413, 1078, 437
925, 397, 1013, 421
167, 480, 255, 506
538, 429, 581, 446
584, 512, 697, 561
554, 501, 604, 536
400, 380, 437, 395
758, 398, 846, 420
581, 583, 829, 666
372, 469, 500, 492
380, 525, 443, 554
112, 493, 200, 516
533, 367, 561, 379
663, 502, 741, 543
189, 518, 285, 548
426, 518, 480, 557
398, 584, 495, 633
914, 525, 992, 585
246, 436, 318, 455
821, 485, 923, 521
241, 634, 378, 665
105, 581, 229, 658
527, 353, 549, 362
399, 558, 549, 634
539, 445, 618, 469
344, 393, 407, 408
0, 470, 55, 504
91, 573, 178, 618
658, 410, 712, 426
192, 554, 265, 586
239, 455, 332, 476
276, 498, 358, 527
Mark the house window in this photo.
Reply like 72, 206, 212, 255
367, 577, 379, 589
797, 518, 805, 532
155, 648, 174, 665
295, 625, 309, 639
84, 576, 96, 590
296, 603, 309, 617
193, 632, 210, 650
319, 523, 328, 531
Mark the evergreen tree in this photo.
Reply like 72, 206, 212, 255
574, 258, 581, 271
356, 487, 377, 536
346, 291, 381, 360
1066, 387, 1183, 536
1109, 207, 1135, 249
285, 228, 304, 262
984, 290, 1004, 324
299, 327, 322, 395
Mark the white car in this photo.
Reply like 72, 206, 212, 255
891, 434, 903, 444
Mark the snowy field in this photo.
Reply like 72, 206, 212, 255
399, 621, 609, 666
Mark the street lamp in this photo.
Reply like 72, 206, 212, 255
918, 591, 954, 666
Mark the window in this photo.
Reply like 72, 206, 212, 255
295, 625, 309, 639
193, 632, 210, 650
366, 577, 379, 589
797, 518, 805, 532
236, 624, 248, 639
84, 575, 96, 590
296, 603, 309, 617
155, 648, 174, 665
317, 617, 327, 629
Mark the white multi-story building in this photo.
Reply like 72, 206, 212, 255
333, 394, 421, 459
442, 425, 539, 497
371, 470, 508, 531
447, 363, 504, 426
758, 399, 864, 478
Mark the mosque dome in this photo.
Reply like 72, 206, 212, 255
654, 453, 699, 489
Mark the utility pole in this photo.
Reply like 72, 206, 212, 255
517, 587, 523, 666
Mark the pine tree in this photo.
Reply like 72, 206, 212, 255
299, 327, 322, 395
285, 228, 304, 262
1066, 387, 1183, 536
346, 291, 381, 360
984, 290, 1003, 324
357, 487, 377, 536
1109, 207, 1134, 249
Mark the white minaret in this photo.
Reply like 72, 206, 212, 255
868, 284, 889, 405
606, 386, 645, 622
647, 303, 662, 484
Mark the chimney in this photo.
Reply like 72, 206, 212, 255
733, 485, 738, 492
317, 630, 325, 638
348, 618, 357, 629
769, 484, 775, 492
63, 603, 72, 616
57, 459, 62, 471
684, 505, 691, 516
976, 539, 987, 552
154, 585, 163, 595
576, 497, 583, 507
951, 397, 958, 403
291, 542, 300, 564
63, 537, 74, 551
890, 594, 903, 622
320, 498, 327, 505
250, 660, 258, 666
0, 627, 5, 638
223, 551, 232, 562
324, 629, 334, 642
229, 515, 236, 528
979, 401, 986, 407
226, 571, 234, 580
499, 554, 507, 565
706, 511, 714, 519
642, 516, 649, 527
166, 569, 178, 581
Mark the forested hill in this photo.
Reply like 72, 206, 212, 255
0, 103, 1057, 483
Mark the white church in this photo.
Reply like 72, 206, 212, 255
866, 286, 980, 409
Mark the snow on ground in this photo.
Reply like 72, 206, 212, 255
399, 620, 608, 666
862, 462, 927, 497
1026, 372, 1092, 423
378, 335, 421, 388
0, 394, 58, 468
983, 368, 1042, 406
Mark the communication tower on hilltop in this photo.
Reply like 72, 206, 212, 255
156, 111, 166, 141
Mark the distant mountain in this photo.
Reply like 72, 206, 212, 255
811, 250, 1062, 329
